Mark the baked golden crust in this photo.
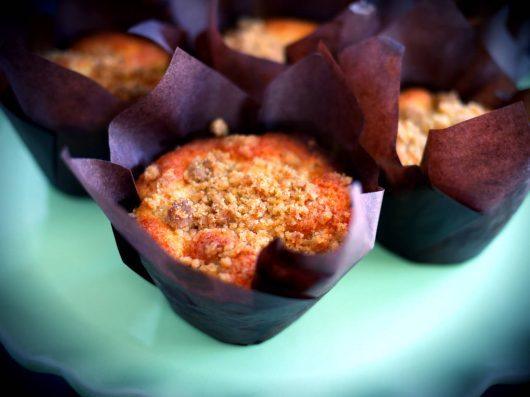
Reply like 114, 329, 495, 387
263, 18, 318, 46
134, 133, 352, 288
46, 32, 170, 101
397, 88, 488, 166
224, 18, 318, 63
398, 88, 434, 115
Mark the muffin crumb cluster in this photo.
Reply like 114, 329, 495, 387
224, 18, 317, 63
134, 134, 351, 287
210, 118, 229, 137
46, 32, 170, 101
397, 88, 488, 166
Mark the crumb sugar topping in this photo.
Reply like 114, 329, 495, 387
45, 33, 169, 101
47, 51, 166, 101
135, 134, 352, 287
224, 18, 316, 63
397, 89, 488, 166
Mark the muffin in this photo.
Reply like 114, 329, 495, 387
46, 32, 170, 101
224, 18, 318, 63
397, 88, 488, 166
134, 133, 352, 288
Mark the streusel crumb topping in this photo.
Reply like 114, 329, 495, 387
46, 33, 169, 101
134, 134, 352, 287
224, 18, 317, 63
397, 88, 488, 166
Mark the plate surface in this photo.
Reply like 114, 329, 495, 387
1, 114, 529, 397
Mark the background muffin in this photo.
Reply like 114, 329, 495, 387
134, 133, 351, 288
47, 32, 170, 101
397, 88, 488, 166
335, 0, 529, 264
224, 18, 318, 63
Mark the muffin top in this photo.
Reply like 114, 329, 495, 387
224, 18, 318, 63
46, 32, 170, 101
397, 88, 488, 166
134, 133, 352, 288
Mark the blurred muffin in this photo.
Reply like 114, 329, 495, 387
397, 88, 488, 166
46, 32, 170, 101
224, 18, 318, 63
134, 133, 352, 288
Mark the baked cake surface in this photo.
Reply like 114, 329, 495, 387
224, 18, 318, 63
46, 32, 170, 100
135, 133, 352, 288
397, 88, 488, 166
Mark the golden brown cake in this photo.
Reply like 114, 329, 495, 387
134, 133, 352, 288
397, 88, 488, 166
46, 32, 170, 101
224, 18, 318, 63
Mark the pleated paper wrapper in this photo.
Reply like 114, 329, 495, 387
64, 45, 383, 344
0, 0, 183, 195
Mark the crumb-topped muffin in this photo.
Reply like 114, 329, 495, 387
46, 32, 170, 101
397, 88, 488, 166
134, 133, 352, 288
224, 18, 318, 63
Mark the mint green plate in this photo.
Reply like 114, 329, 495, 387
1, 112, 529, 397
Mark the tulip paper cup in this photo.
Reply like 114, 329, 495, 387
333, 1, 530, 262
1, 1, 183, 195
64, 46, 383, 344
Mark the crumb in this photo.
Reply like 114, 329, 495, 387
143, 164, 160, 181
210, 118, 229, 137
397, 89, 488, 166
166, 199, 193, 229
45, 32, 170, 101
135, 133, 351, 288
224, 18, 317, 63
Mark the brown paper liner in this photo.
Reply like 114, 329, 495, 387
170, 0, 353, 43
171, 0, 352, 99
288, 0, 528, 86
334, 1, 530, 262
287, 0, 414, 63
63, 46, 383, 344
0, 9, 183, 195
